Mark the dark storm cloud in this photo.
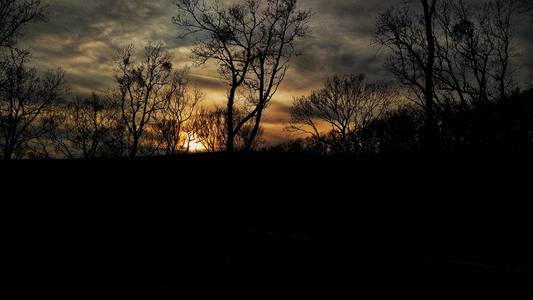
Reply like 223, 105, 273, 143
17, 0, 533, 143
21, 0, 401, 95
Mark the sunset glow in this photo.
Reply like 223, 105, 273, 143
20, 0, 530, 145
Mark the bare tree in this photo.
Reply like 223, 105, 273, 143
241, 0, 310, 151
47, 94, 112, 159
191, 104, 262, 152
99, 101, 128, 158
174, 0, 310, 152
113, 42, 178, 158
376, 0, 438, 150
0, 0, 45, 50
174, 0, 256, 152
375, 0, 521, 149
436, 0, 519, 104
0, 50, 67, 160
288, 74, 397, 154
191, 106, 227, 153
485, 0, 518, 100
153, 68, 203, 155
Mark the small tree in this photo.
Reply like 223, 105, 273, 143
0, 50, 68, 159
99, 102, 128, 158
48, 94, 112, 159
153, 69, 203, 155
288, 74, 396, 154
191, 105, 261, 152
113, 42, 178, 158
191, 106, 227, 153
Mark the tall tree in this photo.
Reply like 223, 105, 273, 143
376, 0, 438, 150
174, 0, 310, 152
422, 0, 438, 150
242, 0, 310, 151
174, 0, 256, 152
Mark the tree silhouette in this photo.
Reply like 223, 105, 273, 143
0, 0, 45, 50
153, 68, 203, 155
288, 74, 396, 154
191, 105, 263, 152
0, 0, 529, 160
376, 0, 521, 150
191, 106, 227, 153
99, 104, 128, 158
435, 0, 518, 105
174, 0, 310, 152
376, 0, 438, 151
0, 50, 67, 160
358, 105, 423, 154
113, 43, 179, 158
240, 0, 310, 151
47, 94, 113, 159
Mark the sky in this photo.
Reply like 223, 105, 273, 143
19, 0, 533, 144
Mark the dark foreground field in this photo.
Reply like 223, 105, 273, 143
2, 152, 531, 296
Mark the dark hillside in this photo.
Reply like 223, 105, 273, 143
2, 152, 530, 296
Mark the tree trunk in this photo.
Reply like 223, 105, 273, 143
245, 106, 264, 152
422, 0, 437, 152
226, 87, 237, 153
130, 136, 140, 158
3, 145, 14, 160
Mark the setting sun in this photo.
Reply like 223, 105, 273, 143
188, 139, 205, 153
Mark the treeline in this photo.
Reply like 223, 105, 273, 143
1, 0, 532, 160
0, 42, 256, 159
278, 0, 533, 155
275, 86, 532, 154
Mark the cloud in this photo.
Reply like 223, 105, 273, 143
17, 0, 533, 144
